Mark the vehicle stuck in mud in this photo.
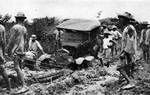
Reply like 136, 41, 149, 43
56, 19, 101, 58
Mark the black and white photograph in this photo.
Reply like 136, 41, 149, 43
0, 0, 150, 95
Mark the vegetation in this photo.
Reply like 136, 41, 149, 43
30, 17, 58, 54
2, 14, 145, 54
4, 17, 60, 54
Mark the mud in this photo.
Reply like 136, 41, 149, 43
0, 55, 150, 95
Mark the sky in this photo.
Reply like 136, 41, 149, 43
0, 0, 150, 22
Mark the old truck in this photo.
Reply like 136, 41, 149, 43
23, 19, 101, 70
56, 19, 101, 58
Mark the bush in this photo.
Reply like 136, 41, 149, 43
30, 17, 59, 54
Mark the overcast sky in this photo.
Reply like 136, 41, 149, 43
0, 0, 150, 22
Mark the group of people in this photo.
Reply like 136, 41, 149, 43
117, 12, 150, 89
98, 22, 122, 67
98, 12, 150, 89
0, 12, 44, 93
1, 11, 150, 92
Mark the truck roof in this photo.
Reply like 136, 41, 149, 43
56, 19, 101, 31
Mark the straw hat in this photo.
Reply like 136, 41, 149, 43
104, 30, 112, 35
118, 12, 135, 21
107, 25, 113, 30
15, 12, 26, 19
31, 34, 37, 39
112, 25, 117, 29
102, 24, 107, 28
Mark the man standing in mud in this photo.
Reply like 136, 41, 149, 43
0, 16, 11, 91
139, 22, 149, 63
145, 25, 150, 62
117, 12, 138, 89
6, 12, 28, 93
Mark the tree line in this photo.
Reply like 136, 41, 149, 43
3, 15, 144, 54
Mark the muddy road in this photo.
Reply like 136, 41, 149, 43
0, 53, 150, 95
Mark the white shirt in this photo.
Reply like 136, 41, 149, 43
113, 30, 122, 39
103, 37, 113, 49
122, 24, 137, 54
28, 38, 43, 52
108, 30, 115, 39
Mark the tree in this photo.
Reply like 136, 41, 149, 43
100, 17, 118, 26
31, 17, 60, 53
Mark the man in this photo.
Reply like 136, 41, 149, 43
102, 30, 115, 67
54, 29, 64, 51
101, 24, 108, 35
107, 25, 115, 57
0, 19, 11, 91
139, 22, 149, 63
112, 25, 122, 55
6, 12, 28, 92
99, 24, 108, 52
145, 25, 150, 49
28, 34, 45, 70
28, 34, 45, 57
117, 12, 138, 89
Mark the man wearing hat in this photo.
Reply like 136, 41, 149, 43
28, 34, 45, 70
6, 12, 28, 93
0, 15, 11, 91
112, 25, 122, 55
28, 34, 45, 56
101, 24, 108, 34
139, 21, 149, 63
117, 12, 138, 89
